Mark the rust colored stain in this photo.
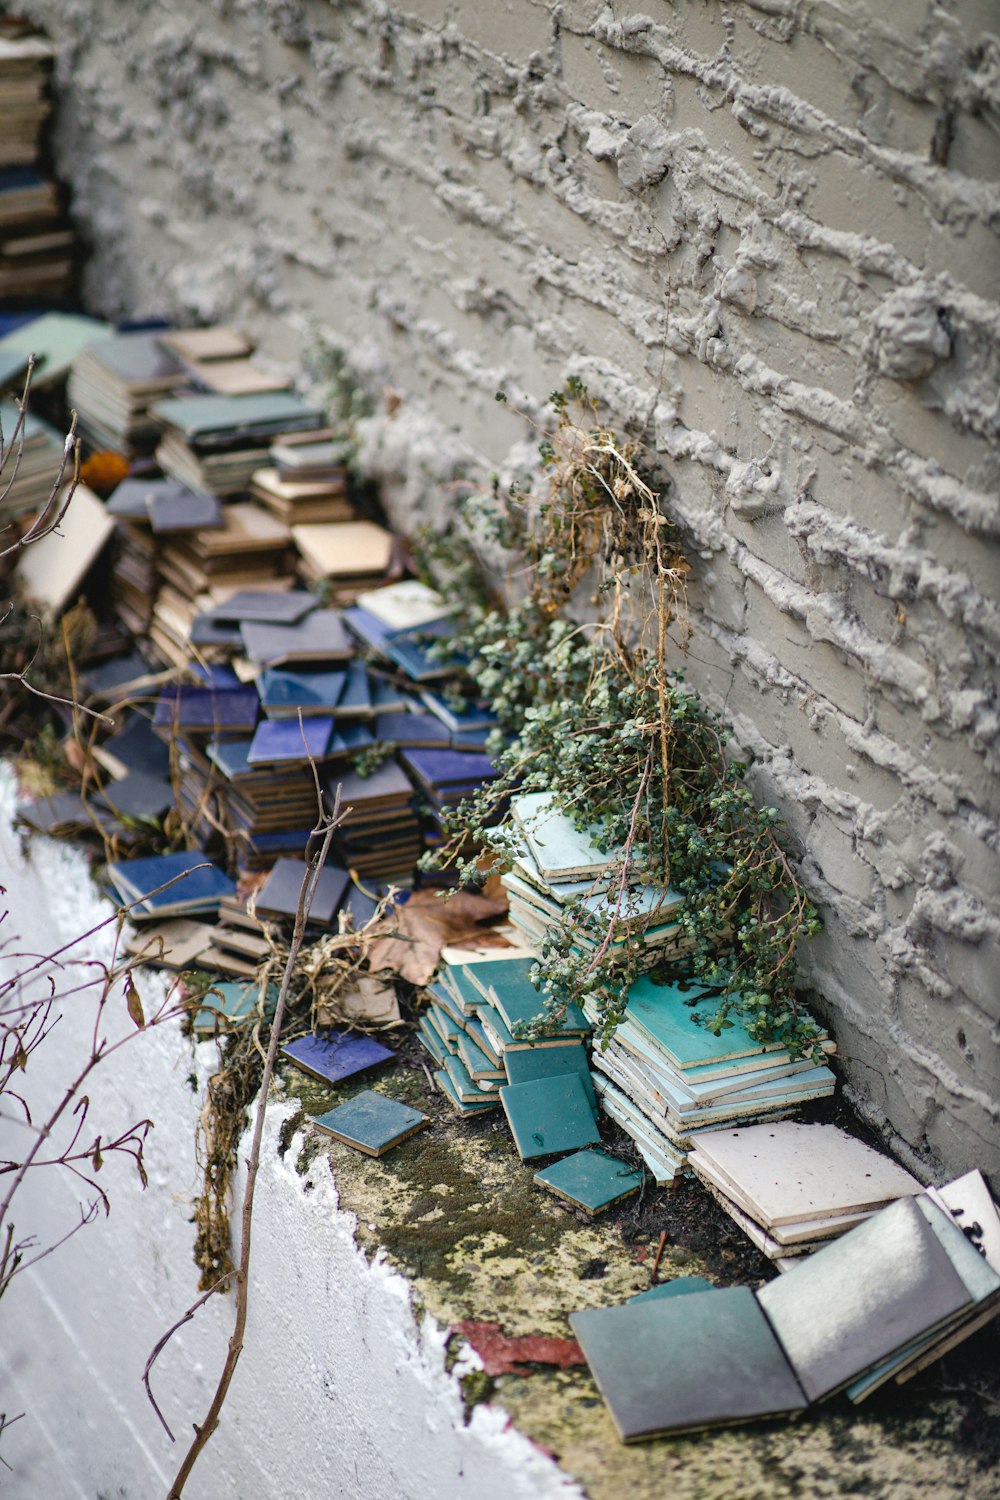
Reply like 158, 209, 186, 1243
452, 1319, 587, 1377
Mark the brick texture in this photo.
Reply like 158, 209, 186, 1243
21, 0, 1000, 1182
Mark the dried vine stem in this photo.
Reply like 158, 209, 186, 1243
0, 870, 200, 1302
419, 382, 822, 1055
158, 787, 346, 1499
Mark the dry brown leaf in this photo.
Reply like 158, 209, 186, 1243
366, 888, 508, 986
316, 974, 401, 1029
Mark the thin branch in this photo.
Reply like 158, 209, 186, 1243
142, 1276, 231, 1441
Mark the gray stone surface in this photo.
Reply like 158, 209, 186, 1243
18, 0, 1000, 1181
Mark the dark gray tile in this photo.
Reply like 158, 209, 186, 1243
570, 1287, 807, 1441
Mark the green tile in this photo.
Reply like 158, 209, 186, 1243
533, 1148, 643, 1214
417, 1016, 448, 1066
442, 1049, 500, 1105
438, 964, 484, 1013
500, 1073, 601, 1161
488, 967, 589, 1036
193, 979, 278, 1036
629, 1277, 715, 1304
427, 1001, 461, 1048
462, 955, 536, 997
311, 1090, 428, 1157
625, 975, 780, 1070
455, 1029, 505, 1081
570, 1287, 807, 1441
435, 1069, 498, 1115
503, 1040, 597, 1118
513, 791, 618, 880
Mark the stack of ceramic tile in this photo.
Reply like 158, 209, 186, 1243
250, 465, 356, 526
170, 701, 319, 873
419, 953, 593, 1124
291, 518, 394, 601
370, 701, 495, 755
320, 759, 425, 881
124, 905, 272, 980
151, 390, 323, 496
503, 792, 688, 960
687, 1121, 923, 1268
399, 746, 501, 837
0, 398, 67, 522
0, 28, 77, 302
106, 848, 236, 921
237, 601, 390, 762
151, 502, 296, 662
68, 332, 187, 453
343, 579, 464, 682
144, 663, 279, 863
570, 1170, 1000, 1442
158, 326, 287, 398
0, 311, 110, 396
0, 29, 53, 169
585, 973, 836, 1186
251, 430, 355, 525
104, 474, 225, 648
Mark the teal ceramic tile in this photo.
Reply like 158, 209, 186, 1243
464, 1018, 502, 1068
456, 1029, 505, 1081
435, 1070, 498, 1115
488, 969, 589, 1036
499, 1073, 601, 1161
503, 1040, 597, 1118
442, 1050, 499, 1105
311, 1090, 428, 1157
570, 1287, 807, 1441
427, 1002, 461, 1049
194, 980, 278, 1035
629, 1277, 715, 1304
533, 1149, 643, 1214
625, 974, 779, 1070
438, 964, 485, 1014
513, 791, 619, 880
757, 1195, 972, 1403
417, 1016, 448, 1066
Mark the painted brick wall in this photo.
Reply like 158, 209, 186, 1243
20, 0, 1000, 1181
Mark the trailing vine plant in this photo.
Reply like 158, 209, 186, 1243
418, 381, 823, 1058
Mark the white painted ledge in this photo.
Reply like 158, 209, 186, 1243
0, 771, 580, 1499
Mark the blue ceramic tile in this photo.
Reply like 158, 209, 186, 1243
280, 1030, 394, 1086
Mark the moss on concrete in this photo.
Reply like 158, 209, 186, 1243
274, 1056, 1000, 1500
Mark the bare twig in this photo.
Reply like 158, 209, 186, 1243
142, 1276, 231, 1441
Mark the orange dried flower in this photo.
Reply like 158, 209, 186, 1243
79, 449, 130, 497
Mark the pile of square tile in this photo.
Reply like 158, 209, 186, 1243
571, 1167, 1000, 1441
586, 973, 836, 1184
687, 1120, 923, 1268
417, 952, 646, 1215
502, 791, 686, 958
0, 24, 77, 302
